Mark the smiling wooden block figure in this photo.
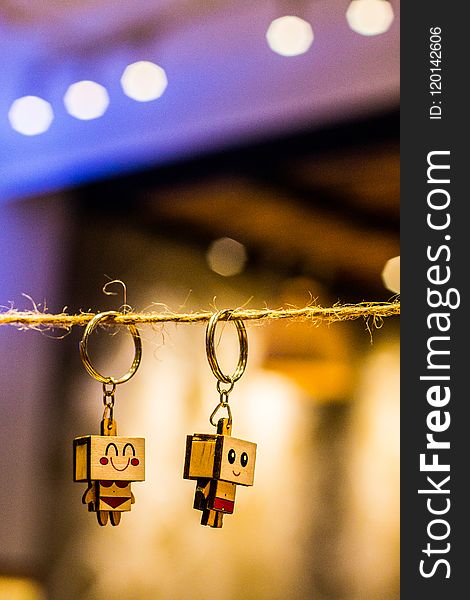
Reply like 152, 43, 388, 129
184, 421, 256, 528
74, 435, 145, 526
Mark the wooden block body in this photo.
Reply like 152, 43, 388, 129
83, 481, 134, 512
184, 433, 256, 487
208, 479, 237, 514
193, 478, 237, 513
74, 435, 145, 482
97, 481, 133, 512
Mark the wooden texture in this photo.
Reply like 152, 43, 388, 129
207, 479, 236, 513
184, 419, 256, 527
82, 481, 134, 511
183, 434, 217, 480
74, 440, 89, 482
217, 418, 231, 436
81, 479, 137, 526
101, 418, 117, 436
193, 479, 236, 512
193, 479, 211, 511
110, 512, 121, 526
214, 435, 256, 486
97, 482, 133, 512
201, 508, 223, 528
97, 510, 109, 526
82, 483, 96, 506
184, 432, 256, 485
73, 435, 145, 482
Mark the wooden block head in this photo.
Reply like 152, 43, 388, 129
184, 433, 256, 486
74, 435, 145, 482
183, 434, 217, 480
215, 436, 256, 486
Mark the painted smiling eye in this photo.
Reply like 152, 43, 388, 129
100, 457, 109, 465
131, 458, 139, 466
105, 442, 118, 456
241, 452, 248, 468
123, 442, 136, 456
115, 481, 128, 488
228, 449, 236, 464
100, 480, 113, 487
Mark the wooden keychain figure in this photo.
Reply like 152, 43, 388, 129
184, 309, 256, 528
73, 311, 145, 526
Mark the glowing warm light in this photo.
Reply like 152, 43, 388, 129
120, 61, 168, 102
0, 576, 44, 600
63, 80, 109, 120
381, 255, 400, 293
243, 373, 302, 447
8, 96, 53, 136
346, 344, 399, 589
266, 15, 314, 56
207, 237, 247, 276
346, 0, 394, 36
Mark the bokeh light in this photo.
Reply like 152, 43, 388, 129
381, 255, 400, 293
346, 0, 394, 36
120, 61, 168, 102
266, 15, 314, 56
63, 80, 110, 120
8, 96, 54, 136
207, 237, 247, 276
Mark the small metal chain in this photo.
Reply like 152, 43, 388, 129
102, 381, 116, 424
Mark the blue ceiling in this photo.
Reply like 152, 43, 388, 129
0, 0, 399, 203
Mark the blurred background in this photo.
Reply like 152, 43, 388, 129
0, 1, 399, 599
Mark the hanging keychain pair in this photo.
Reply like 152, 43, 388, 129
73, 309, 257, 528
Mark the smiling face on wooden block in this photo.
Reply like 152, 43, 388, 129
215, 436, 256, 486
184, 434, 257, 486
74, 436, 145, 482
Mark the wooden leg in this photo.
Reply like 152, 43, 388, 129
201, 509, 223, 528
194, 479, 210, 511
97, 511, 109, 526
110, 512, 121, 526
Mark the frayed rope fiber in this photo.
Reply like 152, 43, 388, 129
0, 301, 400, 331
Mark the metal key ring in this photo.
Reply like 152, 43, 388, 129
205, 309, 248, 385
79, 311, 142, 385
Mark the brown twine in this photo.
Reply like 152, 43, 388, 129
0, 301, 400, 331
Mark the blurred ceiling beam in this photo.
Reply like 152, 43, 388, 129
142, 176, 398, 288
